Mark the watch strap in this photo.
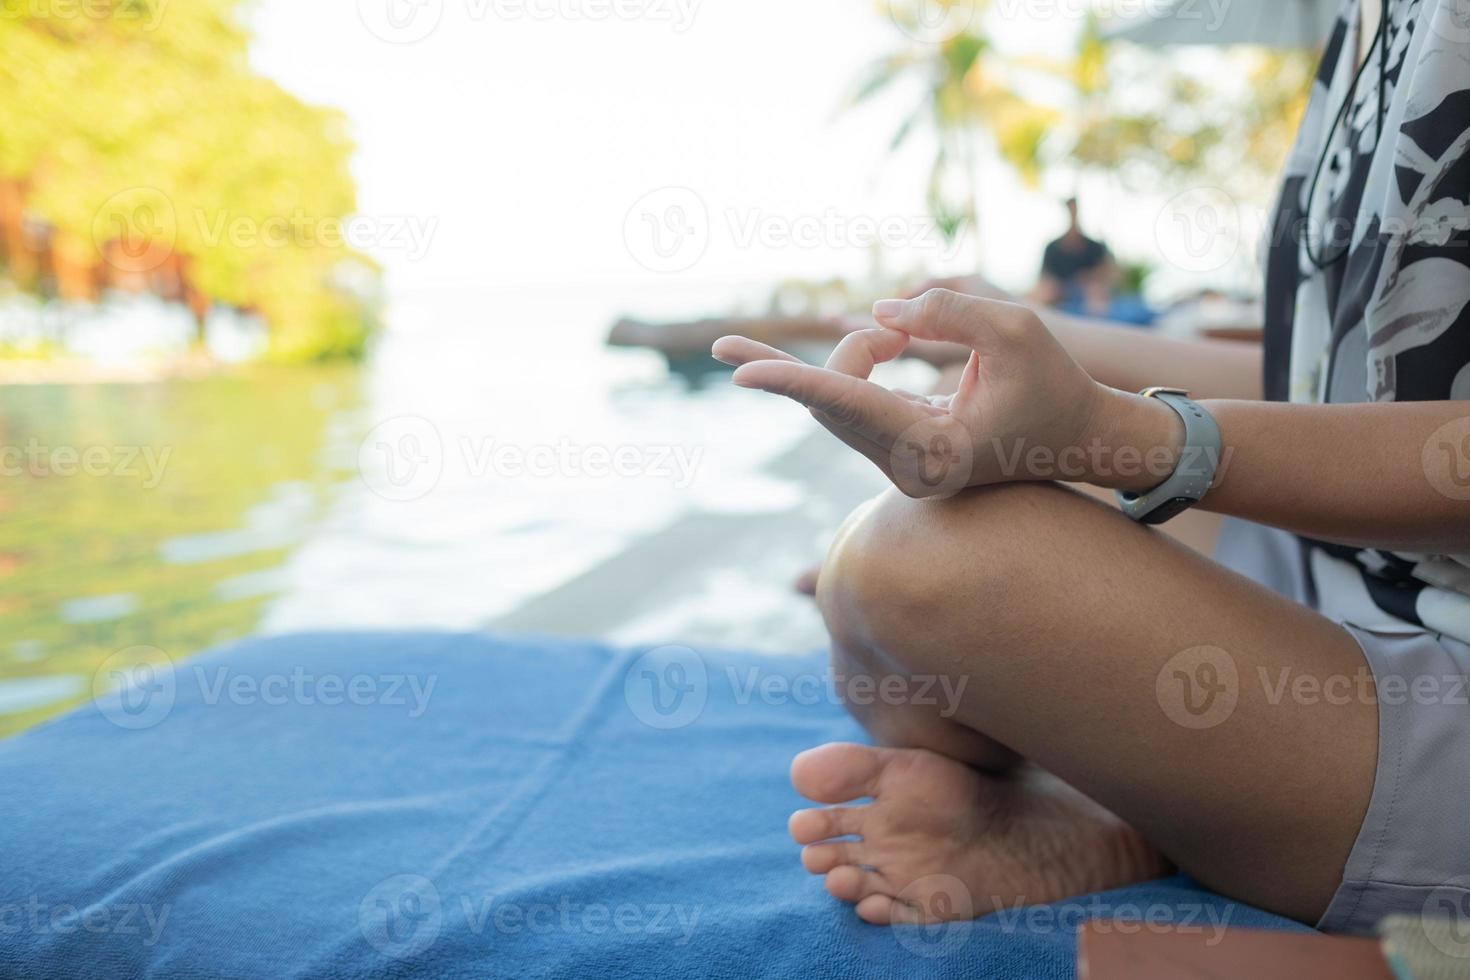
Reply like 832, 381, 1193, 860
1115, 391, 1222, 525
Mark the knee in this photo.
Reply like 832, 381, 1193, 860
816, 483, 1053, 657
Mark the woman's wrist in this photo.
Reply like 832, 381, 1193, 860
1072, 385, 1185, 492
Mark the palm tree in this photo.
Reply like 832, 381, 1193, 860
853, 1, 1059, 247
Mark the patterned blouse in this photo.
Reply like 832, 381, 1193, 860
1262, 0, 1470, 642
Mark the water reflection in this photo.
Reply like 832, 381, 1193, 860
259, 288, 819, 634
0, 367, 358, 735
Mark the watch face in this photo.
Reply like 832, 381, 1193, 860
1141, 497, 1193, 525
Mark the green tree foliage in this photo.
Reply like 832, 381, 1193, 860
0, 0, 378, 360
861, 5, 1314, 243
857, 1, 1060, 244
1066, 19, 1315, 205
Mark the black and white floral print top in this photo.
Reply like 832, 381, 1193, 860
1262, 0, 1470, 641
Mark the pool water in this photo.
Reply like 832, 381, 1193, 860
0, 285, 841, 736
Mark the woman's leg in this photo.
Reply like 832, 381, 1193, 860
797, 482, 1376, 925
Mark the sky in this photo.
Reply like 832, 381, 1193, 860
243, 0, 1270, 318
242, 0, 1099, 303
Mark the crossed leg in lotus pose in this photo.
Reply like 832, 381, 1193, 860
709, 289, 1386, 928
784, 482, 1376, 926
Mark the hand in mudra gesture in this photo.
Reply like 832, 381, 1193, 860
712, 289, 1114, 498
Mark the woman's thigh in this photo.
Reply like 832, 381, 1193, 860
817, 482, 1377, 923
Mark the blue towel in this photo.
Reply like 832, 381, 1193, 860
0, 633, 1304, 977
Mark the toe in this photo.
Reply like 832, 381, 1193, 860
823, 865, 887, 904
801, 841, 863, 874
788, 805, 864, 844
858, 893, 938, 926
790, 743, 888, 804
854, 894, 897, 925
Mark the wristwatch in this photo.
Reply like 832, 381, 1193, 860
1115, 387, 1222, 525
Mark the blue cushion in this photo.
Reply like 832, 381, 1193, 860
0, 633, 1304, 977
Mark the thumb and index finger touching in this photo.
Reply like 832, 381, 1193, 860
709, 288, 1014, 444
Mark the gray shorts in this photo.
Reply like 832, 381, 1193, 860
1213, 518, 1470, 936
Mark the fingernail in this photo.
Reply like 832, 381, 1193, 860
872, 298, 906, 321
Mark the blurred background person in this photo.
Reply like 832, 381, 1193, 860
1029, 196, 1116, 313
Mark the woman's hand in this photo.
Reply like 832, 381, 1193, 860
714, 289, 1169, 498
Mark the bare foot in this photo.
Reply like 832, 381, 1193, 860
793, 564, 820, 596
788, 742, 1170, 924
